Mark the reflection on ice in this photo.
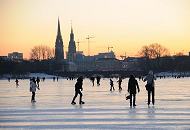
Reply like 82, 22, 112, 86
147, 106, 155, 119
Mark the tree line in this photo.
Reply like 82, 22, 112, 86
0, 43, 189, 75
30, 43, 186, 61
30, 45, 54, 60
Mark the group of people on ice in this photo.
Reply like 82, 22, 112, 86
70, 70, 156, 107
28, 71, 156, 107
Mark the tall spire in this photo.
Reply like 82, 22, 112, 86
57, 18, 61, 36
55, 18, 64, 61
71, 26, 73, 34
71, 20, 73, 34
70, 23, 74, 41
67, 22, 76, 62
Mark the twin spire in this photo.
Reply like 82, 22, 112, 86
55, 18, 76, 61
57, 18, 73, 36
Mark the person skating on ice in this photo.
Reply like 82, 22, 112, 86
71, 76, 85, 105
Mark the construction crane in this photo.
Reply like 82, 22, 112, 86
86, 35, 95, 56
76, 39, 83, 52
108, 46, 113, 52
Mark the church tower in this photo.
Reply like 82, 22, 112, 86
55, 18, 64, 61
67, 25, 76, 62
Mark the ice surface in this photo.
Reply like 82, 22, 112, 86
0, 77, 190, 129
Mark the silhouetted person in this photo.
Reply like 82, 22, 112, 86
30, 77, 39, 103
96, 76, 101, 86
15, 78, 19, 87
110, 78, 115, 91
144, 71, 156, 106
42, 77, 45, 81
117, 77, 122, 91
8, 78, 10, 82
90, 77, 95, 86
128, 75, 140, 107
57, 77, 59, 82
53, 77, 56, 82
71, 76, 85, 105
36, 77, 40, 88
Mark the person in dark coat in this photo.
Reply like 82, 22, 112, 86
144, 71, 156, 105
128, 75, 140, 107
96, 76, 101, 86
71, 76, 85, 105
110, 78, 115, 91
53, 77, 55, 82
36, 77, 40, 88
15, 78, 19, 87
117, 77, 122, 91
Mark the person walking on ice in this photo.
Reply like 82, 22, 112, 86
110, 78, 115, 91
96, 76, 101, 86
36, 77, 40, 88
15, 78, 19, 87
117, 77, 122, 91
30, 77, 40, 103
144, 70, 156, 106
128, 75, 140, 107
71, 76, 85, 105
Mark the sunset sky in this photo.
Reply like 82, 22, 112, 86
1, 0, 190, 59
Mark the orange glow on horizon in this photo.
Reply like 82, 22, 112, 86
1, 0, 190, 59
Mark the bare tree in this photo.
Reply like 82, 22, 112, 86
30, 46, 41, 60
30, 45, 54, 60
175, 52, 184, 56
47, 47, 54, 59
139, 43, 169, 59
139, 45, 151, 59
41, 45, 46, 60
138, 43, 170, 71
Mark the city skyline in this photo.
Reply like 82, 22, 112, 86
1, 0, 190, 59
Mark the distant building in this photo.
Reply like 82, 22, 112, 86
8, 52, 23, 60
95, 58, 122, 71
0, 56, 8, 61
122, 57, 145, 71
55, 18, 64, 61
75, 51, 85, 61
66, 62, 77, 72
95, 51, 115, 59
74, 51, 119, 71
67, 26, 76, 62
75, 55, 96, 72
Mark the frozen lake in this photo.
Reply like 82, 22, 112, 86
0, 77, 190, 129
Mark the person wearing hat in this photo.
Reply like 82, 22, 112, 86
144, 71, 156, 105
71, 76, 85, 105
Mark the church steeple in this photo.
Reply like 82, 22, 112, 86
67, 24, 76, 62
55, 18, 64, 61
70, 25, 74, 41
71, 24, 73, 34
57, 18, 61, 37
